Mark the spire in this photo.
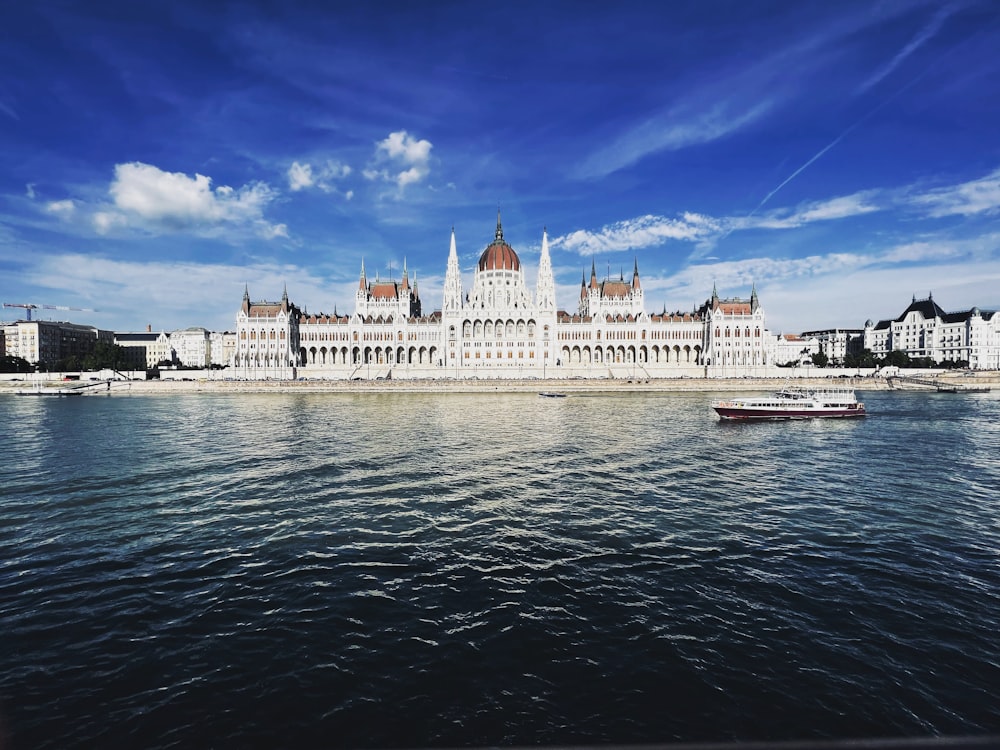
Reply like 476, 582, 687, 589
536, 226, 556, 313
401, 257, 409, 290
751, 282, 759, 311
495, 206, 503, 242
590, 259, 598, 290
443, 226, 463, 312
243, 284, 250, 302
359, 259, 367, 291
632, 258, 641, 290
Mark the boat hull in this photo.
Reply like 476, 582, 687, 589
713, 405, 865, 420
15, 389, 84, 396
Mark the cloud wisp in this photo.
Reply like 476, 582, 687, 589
909, 168, 1000, 218
575, 100, 773, 181
856, 4, 958, 94
551, 214, 720, 256
287, 159, 352, 197
551, 191, 882, 257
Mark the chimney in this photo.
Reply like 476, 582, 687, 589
147, 324, 152, 332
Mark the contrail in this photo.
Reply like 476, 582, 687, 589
723, 11, 974, 237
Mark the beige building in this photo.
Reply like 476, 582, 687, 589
2, 320, 112, 367
115, 330, 173, 369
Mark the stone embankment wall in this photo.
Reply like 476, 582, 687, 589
3, 372, 998, 395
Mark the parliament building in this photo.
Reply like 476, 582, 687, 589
232, 215, 775, 380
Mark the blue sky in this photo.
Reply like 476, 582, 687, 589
2, 1, 999, 335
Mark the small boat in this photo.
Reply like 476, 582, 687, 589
538, 392, 567, 398
712, 386, 865, 420
15, 387, 83, 397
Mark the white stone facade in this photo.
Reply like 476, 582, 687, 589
864, 294, 999, 370
232, 287, 302, 379
232, 218, 781, 380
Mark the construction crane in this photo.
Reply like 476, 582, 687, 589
3, 303, 99, 321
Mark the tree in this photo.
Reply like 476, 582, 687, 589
82, 342, 127, 371
882, 349, 911, 368
0, 355, 32, 373
811, 350, 829, 368
56, 355, 82, 372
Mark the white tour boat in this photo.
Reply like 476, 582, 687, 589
712, 386, 866, 421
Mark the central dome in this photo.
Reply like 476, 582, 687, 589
477, 212, 520, 271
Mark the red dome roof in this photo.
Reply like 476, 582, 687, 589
478, 240, 520, 271
478, 213, 520, 271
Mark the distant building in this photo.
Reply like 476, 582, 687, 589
774, 333, 818, 366
232, 215, 783, 380
170, 327, 213, 367
863, 293, 999, 369
210, 331, 236, 368
801, 328, 864, 365
233, 286, 301, 379
115, 329, 172, 369
2, 319, 112, 366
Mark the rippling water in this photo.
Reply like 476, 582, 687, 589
2, 389, 999, 748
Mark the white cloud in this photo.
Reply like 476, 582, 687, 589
23, 253, 335, 333
552, 213, 720, 256
550, 194, 879, 257
910, 168, 1000, 218
365, 130, 432, 189
100, 162, 284, 237
288, 159, 352, 193
740, 192, 881, 230
259, 222, 289, 239
288, 161, 314, 191
647, 232, 1000, 332
93, 211, 127, 233
46, 199, 76, 217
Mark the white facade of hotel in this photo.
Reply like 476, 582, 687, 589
232, 217, 780, 380
864, 294, 1000, 370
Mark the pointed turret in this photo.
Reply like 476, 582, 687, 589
442, 226, 463, 312
750, 282, 759, 312
535, 227, 556, 313
632, 258, 641, 290
359, 259, 367, 291
590, 259, 598, 290
495, 206, 504, 242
